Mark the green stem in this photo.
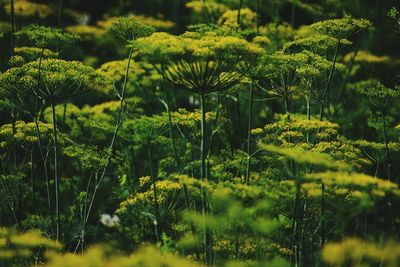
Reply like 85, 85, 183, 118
320, 183, 325, 247
284, 95, 289, 115
255, 0, 260, 34
245, 80, 254, 184
291, 175, 301, 267
0, 175, 20, 229
30, 150, 35, 210
201, 0, 211, 23
161, 64, 181, 171
381, 110, 391, 181
51, 100, 60, 242
200, 92, 212, 266
200, 92, 206, 182
34, 47, 55, 233
306, 94, 311, 142
237, 0, 244, 27
322, 39, 340, 120
147, 143, 160, 242
82, 46, 134, 237
10, 0, 15, 56
290, 2, 296, 27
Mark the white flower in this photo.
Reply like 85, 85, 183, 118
100, 214, 120, 227
100, 214, 113, 227
111, 215, 120, 225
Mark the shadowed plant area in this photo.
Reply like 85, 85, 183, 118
1, 0, 400, 266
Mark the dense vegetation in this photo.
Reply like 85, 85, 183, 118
1, 0, 400, 266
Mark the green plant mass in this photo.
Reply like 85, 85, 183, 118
1, 0, 400, 266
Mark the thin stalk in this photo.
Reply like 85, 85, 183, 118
235, 228, 240, 259
374, 160, 380, 177
235, 92, 243, 142
290, 1, 296, 27
30, 151, 35, 209
319, 99, 324, 122
50, 100, 60, 242
34, 99, 54, 233
306, 94, 311, 142
58, 0, 63, 28
62, 100, 67, 123
83, 46, 134, 230
381, 110, 391, 181
245, 80, 254, 184
321, 39, 340, 120
291, 175, 301, 267
0, 175, 20, 229
163, 68, 200, 254
57, 0, 63, 53
237, 0, 244, 27
255, 0, 260, 34
34, 47, 55, 233
161, 64, 180, 171
200, 91, 212, 266
201, 0, 211, 23
284, 95, 289, 114
331, 49, 359, 120
10, 0, 15, 55
320, 183, 325, 248
200, 92, 207, 182
147, 143, 160, 242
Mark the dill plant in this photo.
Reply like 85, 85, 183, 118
16, 59, 105, 242
310, 16, 371, 120
1, 2, 400, 267
67, 17, 155, 251
354, 80, 400, 181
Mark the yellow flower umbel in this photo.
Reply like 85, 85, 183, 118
322, 238, 400, 267
0, 228, 61, 263
5, 0, 53, 18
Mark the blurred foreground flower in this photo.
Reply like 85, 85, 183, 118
100, 214, 120, 227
